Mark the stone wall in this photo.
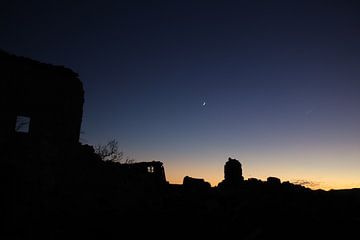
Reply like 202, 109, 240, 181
0, 50, 84, 145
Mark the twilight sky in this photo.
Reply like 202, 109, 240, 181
2, 0, 360, 189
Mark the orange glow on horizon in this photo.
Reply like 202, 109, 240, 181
160, 146, 360, 191
134, 142, 360, 191
165, 174, 360, 190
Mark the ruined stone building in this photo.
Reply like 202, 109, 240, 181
0, 50, 84, 146
126, 161, 167, 184
1, 50, 170, 239
0, 50, 167, 187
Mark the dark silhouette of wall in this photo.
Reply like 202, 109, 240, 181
117, 160, 167, 184
183, 176, 211, 191
267, 176, 281, 185
1, 51, 169, 239
0, 50, 84, 145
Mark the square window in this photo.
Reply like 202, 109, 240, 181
147, 166, 154, 173
15, 116, 31, 133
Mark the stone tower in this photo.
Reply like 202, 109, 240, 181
218, 157, 244, 188
224, 157, 244, 182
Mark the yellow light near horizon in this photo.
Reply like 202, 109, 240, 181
162, 147, 360, 190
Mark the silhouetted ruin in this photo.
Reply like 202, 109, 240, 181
124, 161, 167, 184
1, 51, 169, 239
267, 176, 281, 185
0, 50, 167, 185
218, 157, 244, 188
183, 176, 211, 191
2, 50, 360, 240
0, 50, 84, 145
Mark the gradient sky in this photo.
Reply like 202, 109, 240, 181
2, 0, 360, 189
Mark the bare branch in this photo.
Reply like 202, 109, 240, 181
95, 139, 134, 164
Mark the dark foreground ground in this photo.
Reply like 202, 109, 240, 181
2, 144, 360, 240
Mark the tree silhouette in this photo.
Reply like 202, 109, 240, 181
94, 139, 134, 163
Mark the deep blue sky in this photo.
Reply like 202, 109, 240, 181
2, 0, 360, 188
